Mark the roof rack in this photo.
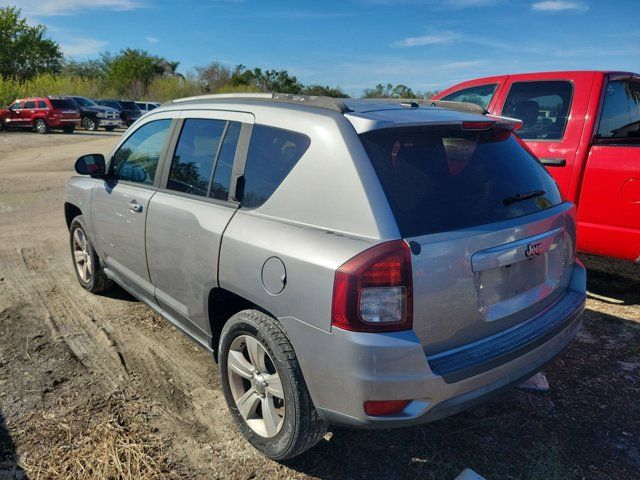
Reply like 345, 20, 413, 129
169, 93, 351, 113
167, 93, 487, 116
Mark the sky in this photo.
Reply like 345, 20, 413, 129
5, 0, 640, 97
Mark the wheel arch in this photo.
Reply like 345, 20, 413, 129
64, 202, 83, 230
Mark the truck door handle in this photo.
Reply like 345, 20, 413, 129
128, 200, 143, 213
540, 158, 566, 167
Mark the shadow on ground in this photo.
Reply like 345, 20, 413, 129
0, 411, 26, 479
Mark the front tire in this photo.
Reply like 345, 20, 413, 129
69, 216, 112, 293
34, 118, 49, 134
219, 310, 327, 460
82, 116, 98, 131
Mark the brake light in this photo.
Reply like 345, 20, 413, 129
331, 240, 412, 332
364, 400, 411, 416
461, 120, 495, 131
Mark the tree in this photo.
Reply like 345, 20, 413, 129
0, 6, 63, 79
361, 83, 417, 99
196, 61, 232, 92
300, 84, 348, 98
106, 48, 166, 97
60, 57, 109, 78
230, 65, 302, 94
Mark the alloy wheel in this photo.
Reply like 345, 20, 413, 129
72, 228, 93, 283
227, 334, 285, 438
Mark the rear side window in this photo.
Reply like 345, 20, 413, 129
24, 100, 35, 109
112, 119, 171, 185
50, 99, 76, 110
167, 119, 227, 197
210, 122, 241, 200
241, 125, 310, 208
597, 79, 640, 143
360, 127, 562, 237
501, 81, 573, 140
441, 84, 497, 109
37, 101, 47, 108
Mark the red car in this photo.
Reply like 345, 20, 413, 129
0, 97, 81, 134
434, 71, 640, 263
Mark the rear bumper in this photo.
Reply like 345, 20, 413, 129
281, 261, 586, 428
49, 118, 81, 127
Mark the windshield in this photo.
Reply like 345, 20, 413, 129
120, 101, 140, 111
71, 96, 96, 107
360, 126, 562, 237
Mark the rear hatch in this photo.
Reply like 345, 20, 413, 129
359, 124, 576, 356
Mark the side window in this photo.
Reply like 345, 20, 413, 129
210, 121, 241, 200
167, 119, 226, 197
241, 125, 310, 208
9, 102, 23, 111
111, 119, 171, 185
24, 100, 36, 109
37, 101, 47, 109
502, 81, 573, 141
597, 80, 640, 143
441, 84, 497, 109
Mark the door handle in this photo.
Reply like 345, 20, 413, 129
128, 200, 143, 213
540, 158, 566, 167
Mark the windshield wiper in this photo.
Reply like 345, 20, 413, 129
503, 190, 545, 207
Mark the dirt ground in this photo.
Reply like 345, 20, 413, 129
0, 130, 638, 480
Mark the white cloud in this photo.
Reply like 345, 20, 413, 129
146, 36, 159, 44
59, 36, 108, 56
393, 30, 461, 47
10, 0, 145, 15
531, 1, 588, 12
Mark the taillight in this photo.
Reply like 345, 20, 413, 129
331, 240, 412, 332
461, 120, 495, 131
364, 400, 411, 416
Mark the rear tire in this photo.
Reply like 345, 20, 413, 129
104, 126, 116, 131
219, 310, 327, 460
62, 125, 75, 134
34, 118, 49, 134
69, 215, 112, 293
82, 116, 98, 131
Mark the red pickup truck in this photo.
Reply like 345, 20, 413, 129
434, 71, 640, 263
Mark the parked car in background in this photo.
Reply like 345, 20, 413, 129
136, 101, 160, 113
433, 71, 640, 263
66, 96, 122, 131
95, 99, 141, 126
0, 97, 81, 134
65, 93, 586, 459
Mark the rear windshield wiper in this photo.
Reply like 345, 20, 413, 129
503, 190, 545, 207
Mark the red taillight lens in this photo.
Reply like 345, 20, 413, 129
461, 120, 495, 131
364, 400, 411, 416
331, 240, 412, 332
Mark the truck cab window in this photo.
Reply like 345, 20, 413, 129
502, 81, 573, 141
441, 84, 497, 109
597, 80, 640, 143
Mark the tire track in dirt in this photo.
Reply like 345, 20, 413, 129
0, 247, 128, 390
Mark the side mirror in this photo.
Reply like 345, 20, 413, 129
75, 154, 106, 177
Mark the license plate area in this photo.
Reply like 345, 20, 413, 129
472, 228, 566, 322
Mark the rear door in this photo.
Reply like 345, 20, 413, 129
359, 125, 575, 356
145, 110, 252, 340
577, 74, 640, 261
21, 100, 37, 125
91, 113, 176, 302
496, 73, 595, 197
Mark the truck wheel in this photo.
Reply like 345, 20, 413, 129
34, 118, 49, 134
104, 126, 116, 131
69, 216, 112, 293
219, 310, 327, 460
82, 117, 98, 131
62, 125, 75, 134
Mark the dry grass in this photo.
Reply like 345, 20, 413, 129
18, 393, 182, 480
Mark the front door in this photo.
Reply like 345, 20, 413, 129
4, 102, 24, 127
577, 75, 640, 261
497, 73, 594, 197
91, 116, 174, 301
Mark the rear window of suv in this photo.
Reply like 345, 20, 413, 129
360, 126, 562, 237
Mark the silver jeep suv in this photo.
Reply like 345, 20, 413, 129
65, 93, 586, 459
